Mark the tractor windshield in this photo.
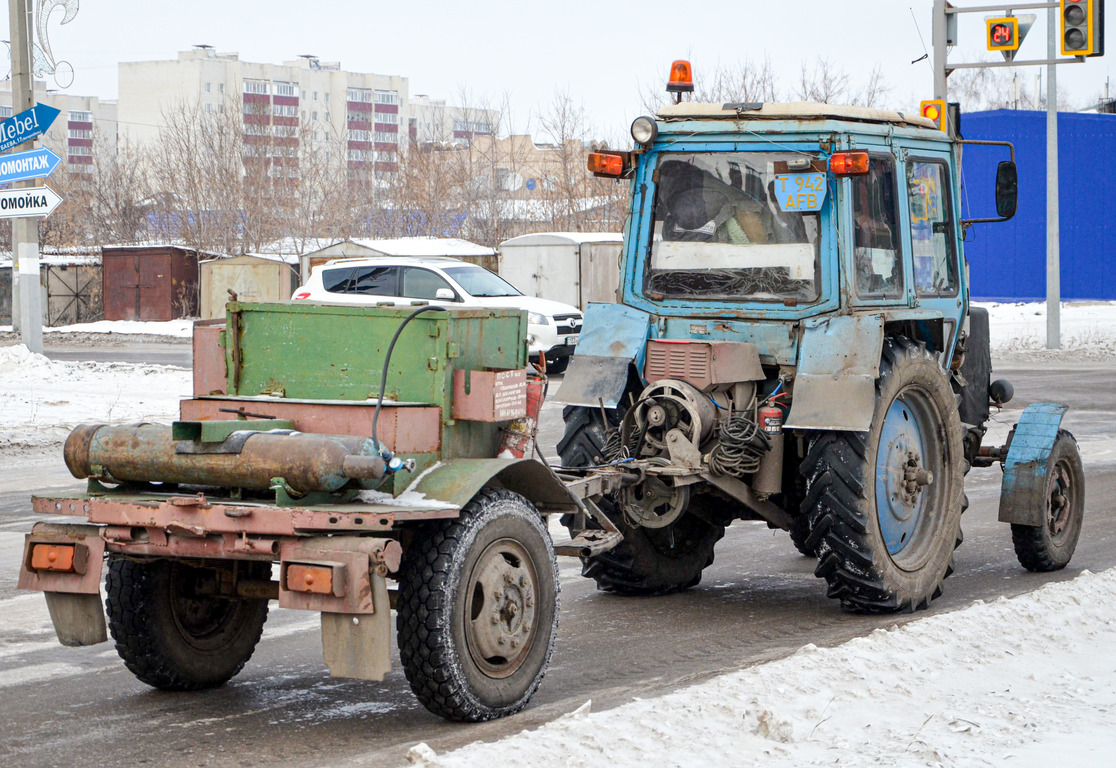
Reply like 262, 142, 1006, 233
645, 152, 821, 304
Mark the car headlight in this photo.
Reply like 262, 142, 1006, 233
527, 312, 548, 325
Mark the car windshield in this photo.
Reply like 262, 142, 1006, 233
443, 265, 522, 297
645, 151, 822, 304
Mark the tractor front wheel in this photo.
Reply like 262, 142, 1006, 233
801, 337, 965, 613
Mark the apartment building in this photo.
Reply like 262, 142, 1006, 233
0, 81, 118, 173
408, 94, 497, 146
117, 47, 408, 176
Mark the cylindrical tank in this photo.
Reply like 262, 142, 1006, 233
64, 423, 386, 494
752, 405, 785, 497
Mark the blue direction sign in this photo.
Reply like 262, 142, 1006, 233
0, 104, 61, 154
0, 147, 62, 184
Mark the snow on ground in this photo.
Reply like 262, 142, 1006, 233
0, 345, 190, 452
977, 301, 1116, 360
0, 319, 193, 337
408, 569, 1116, 768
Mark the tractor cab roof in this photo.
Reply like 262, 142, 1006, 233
656, 101, 938, 132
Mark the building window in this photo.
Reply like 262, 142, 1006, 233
348, 148, 371, 161
274, 124, 297, 137
374, 90, 399, 105
205, 103, 212, 114
374, 131, 397, 144
313, 91, 318, 101
0, 106, 11, 118
273, 104, 297, 117
325, 92, 330, 103
205, 82, 211, 93
374, 112, 398, 125
68, 145, 92, 156
274, 81, 297, 97
348, 129, 370, 142
219, 83, 225, 94
347, 88, 372, 103
347, 111, 368, 123
374, 150, 397, 162
243, 79, 269, 95
312, 111, 318, 121
68, 128, 92, 139
69, 110, 92, 123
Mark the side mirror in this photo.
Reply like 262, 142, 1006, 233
995, 161, 1018, 220
435, 288, 456, 301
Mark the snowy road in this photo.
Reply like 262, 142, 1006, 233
0, 349, 1114, 767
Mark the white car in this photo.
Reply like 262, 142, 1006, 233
293, 256, 583, 373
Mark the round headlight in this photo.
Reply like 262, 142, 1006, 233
631, 116, 658, 146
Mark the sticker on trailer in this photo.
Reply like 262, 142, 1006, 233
773, 172, 827, 213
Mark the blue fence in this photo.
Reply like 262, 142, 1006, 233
960, 109, 1116, 301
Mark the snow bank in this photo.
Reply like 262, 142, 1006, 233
0, 319, 193, 337
408, 569, 1116, 768
0, 344, 190, 452
980, 301, 1116, 360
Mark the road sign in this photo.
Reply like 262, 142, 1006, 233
987, 17, 1020, 52
0, 186, 63, 219
0, 147, 62, 184
0, 104, 61, 154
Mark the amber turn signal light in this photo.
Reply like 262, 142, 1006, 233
588, 152, 625, 177
829, 151, 870, 176
30, 543, 76, 573
286, 564, 334, 594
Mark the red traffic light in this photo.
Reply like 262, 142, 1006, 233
920, 99, 947, 131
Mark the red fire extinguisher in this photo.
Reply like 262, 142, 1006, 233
498, 374, 546, 459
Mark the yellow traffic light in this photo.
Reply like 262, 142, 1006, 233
1061, 0, 1105, 57
920, 100, 947, 132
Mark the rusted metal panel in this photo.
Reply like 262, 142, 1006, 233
452, 368, 527, 422
785, 314, 884, 432
17, 523, 105, 595
101, 246, 200, 321
192, 321, 227, 396
998, 402, 1069, 526
179, 397, 442, 454
554, 355, 632, 409
412, 457, 576, 513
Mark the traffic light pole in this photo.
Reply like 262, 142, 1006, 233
933, 1, 1087, 350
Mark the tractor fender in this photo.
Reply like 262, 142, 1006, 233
411, 458, 577, 516
785, 314, 884, 432
997, 402, 1070, 526
554, 302, 652, 409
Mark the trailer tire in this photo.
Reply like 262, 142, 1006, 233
802, 337, 965, 613
105, 557, 269, 690
1011, 430, 1085, 572
397, 488, 558, 722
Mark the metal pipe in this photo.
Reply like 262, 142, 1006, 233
65, 424, 386, 494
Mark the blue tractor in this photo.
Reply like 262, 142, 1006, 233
554, 69, 1084, 613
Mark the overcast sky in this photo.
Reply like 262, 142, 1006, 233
8, 0, 1116, 140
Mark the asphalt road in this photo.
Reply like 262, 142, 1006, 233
0, 354, 1112, 768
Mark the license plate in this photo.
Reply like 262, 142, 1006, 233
565, 335, 579, 346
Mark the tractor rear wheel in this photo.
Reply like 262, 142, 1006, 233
558, 406, 725, 595
396, 488, 559, 722
105, 558, 270, 690
801, 337, 965, 613
1011, 430, 1085, 572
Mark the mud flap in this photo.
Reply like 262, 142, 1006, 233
44, 593, 108, 647
320, 573, 392, 681
554, 302, 650, 409
998, 402, 1069, 527
785, 315, 883, 432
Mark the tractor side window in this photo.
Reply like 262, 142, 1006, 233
322, 267, 355, 293
852, 155, 904, 299
402, 267, 455, 300
907, 160, 959, 297
350, 266, 398, 296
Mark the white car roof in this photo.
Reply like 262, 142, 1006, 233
320, 256, 482, 269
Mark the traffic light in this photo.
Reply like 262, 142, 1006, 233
920, 100, 947, 132
987, 17, 1020, 52
1061, 0, 1105, 57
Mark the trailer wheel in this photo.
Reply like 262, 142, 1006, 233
396, 488, 558, 722
105, 558, 269, 690
1011, 430, 1085, 572
802, 337, 965, 613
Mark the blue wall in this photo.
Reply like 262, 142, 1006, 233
960, 109, 1116, 301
